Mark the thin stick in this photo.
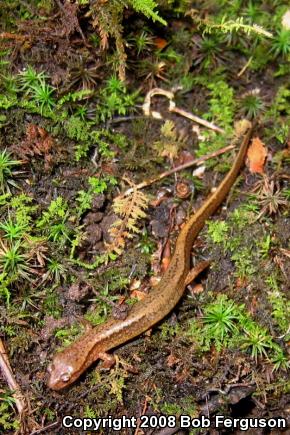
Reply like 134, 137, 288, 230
142, 87, 224, 133
0, 32, 27, 41
134, 396, 149, 435
29, 421, 60, 435
170, 104, 224, 133
121, 144, 235, 197
237, 56, 253, 77
0, 339, 27, 424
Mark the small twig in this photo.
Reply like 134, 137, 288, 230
0, 339, 27, 417
170, 103, 224, 133
203, 382, 255, 397
0, 338, 36, 433
143, 87, 224, 133
251, 396, 266, 410
237, 56, 253, 77
0, 32, 28, 41
91, 147, 99, 168
121, 144, 235, 197
276, 324, 290, 339
134, 396, 149, 435
29, 421, 60, 435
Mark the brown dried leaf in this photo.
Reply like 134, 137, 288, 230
167, 353, 180, 367
14, 124, 56, 171
161, 239, 171, 273
247, 137, 267, 174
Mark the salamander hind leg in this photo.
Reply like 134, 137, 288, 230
184, 260, 210, 286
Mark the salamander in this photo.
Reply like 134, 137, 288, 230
47, 124, 253, 390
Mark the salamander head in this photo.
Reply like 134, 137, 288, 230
47, 352, 77, 391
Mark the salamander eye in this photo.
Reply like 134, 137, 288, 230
60, 372, 71, 383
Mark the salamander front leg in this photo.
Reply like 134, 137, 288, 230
98, 352, 116, 369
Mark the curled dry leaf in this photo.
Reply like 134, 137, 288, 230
154, 37, 168, 50
167, 353, 181, 367
246, 136, 267, 174
129, 278, 141, 292
161, 239, 171, 273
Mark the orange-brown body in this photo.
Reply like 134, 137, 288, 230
47, 125, 253, 390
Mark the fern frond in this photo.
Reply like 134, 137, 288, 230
187, 11, 272, 39
127, 0, 167, 25
203, 17, 273, 38
106, 177, 149, 255
91, 0, 166, 79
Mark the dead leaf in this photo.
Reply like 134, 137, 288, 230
129, 279, 141, 292
175, 367, 189, 383
14, 124, 56, 171
117, 296, 126, 305
247, 137, 267, 174
167, 353, 180, 367
236, 277, 248, 288
280, 248, 290, 258
161, 239, 171, 273
154, 37, 168, 50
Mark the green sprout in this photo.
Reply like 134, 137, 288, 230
31, 79, 55, 114
130, 30, 154, 56
270, 349, 290, 372
0, 217, 28, 242
43, 258, 67, 283
192, 35, 227, 69
0, 240, 33, 280
238, 92, 265, 118
105, 75, 125, 93
0, 149, 21, 193
203, 295, 240, 346
270, 29, 290, 58
1, 73, 18, 94
18, 66, 47, 92
48, 221, 71, 244
241, 323, 273, 362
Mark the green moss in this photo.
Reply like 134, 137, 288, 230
159, 321, 181, 339
43, 288, 62, 319
186, 294, 286, 364
54, 324, 83, 347
0, 396, 20, 432
206, 80, 235, 130
266, 275, 290, 335
207, 220, 229, 244
159, 402, 183, 415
